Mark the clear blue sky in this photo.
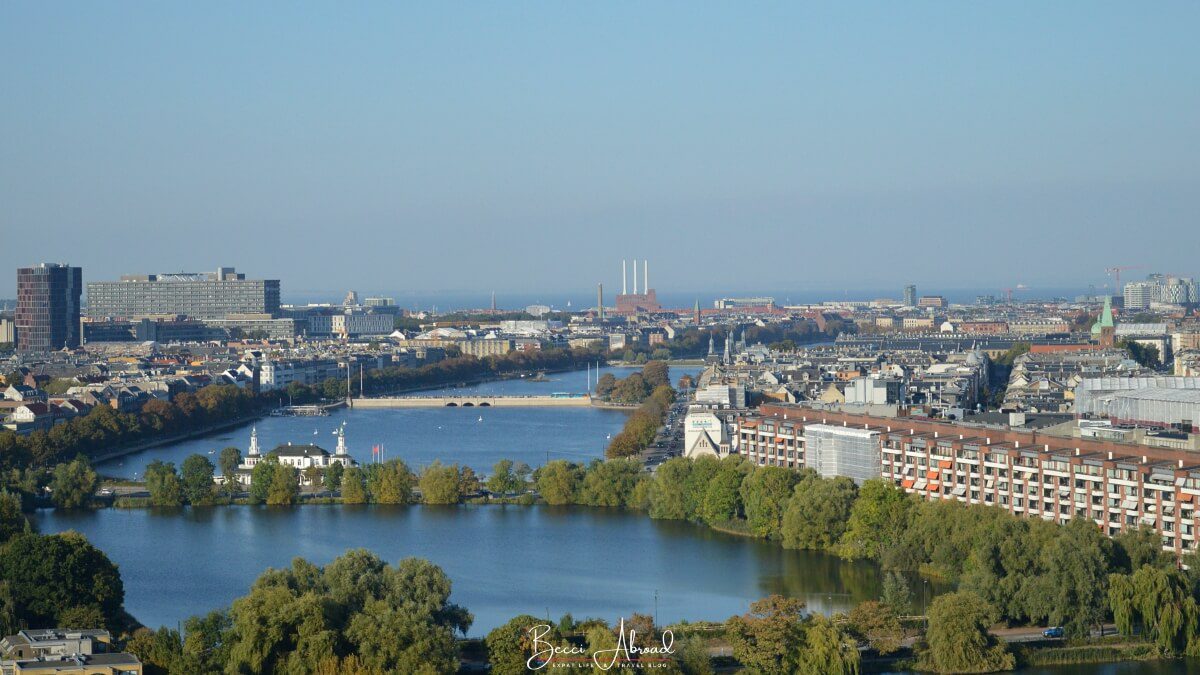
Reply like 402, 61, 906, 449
2, 2, 1197, 299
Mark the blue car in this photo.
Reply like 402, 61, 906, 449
1042, 627, 1064, 638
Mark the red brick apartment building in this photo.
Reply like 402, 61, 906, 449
737, 404, 1200, 555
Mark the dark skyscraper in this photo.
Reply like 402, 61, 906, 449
16, 263, 82, 352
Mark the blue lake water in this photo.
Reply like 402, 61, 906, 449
96, 365, 698, 479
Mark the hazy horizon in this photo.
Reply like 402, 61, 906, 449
3, 3, 1198, 297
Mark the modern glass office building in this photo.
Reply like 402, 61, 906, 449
16, 263, 82, 352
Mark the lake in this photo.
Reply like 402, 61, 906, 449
96, 364, 696, 479
32, 503, 920, 636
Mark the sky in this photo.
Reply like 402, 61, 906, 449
2, 2, 1198, 300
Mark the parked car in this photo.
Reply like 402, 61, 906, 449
1042, 626, 1064, 638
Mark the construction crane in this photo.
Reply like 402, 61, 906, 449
1105, 266, 1142, 290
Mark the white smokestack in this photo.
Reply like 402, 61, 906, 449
644, 260, 648, 292
622, 260, 627, 295
633, 258, 639, 295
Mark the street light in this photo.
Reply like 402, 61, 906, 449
923, 580, 929, 628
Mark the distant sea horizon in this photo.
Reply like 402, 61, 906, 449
0, 286, 1108, 315
281, 286, 1103, 313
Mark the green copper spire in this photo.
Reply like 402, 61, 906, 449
1091, 295, 1115, 335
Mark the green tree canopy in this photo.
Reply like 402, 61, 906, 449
419, 461, 466, 504
340, 466, 367, 504
0, 531, 125, 632
224, 551, 470, 674
534, 460, 584, 506
918, 591, 1014, 674
180, 454, 216, 505
725, 595, 807, 675
781, 474, 858, 551
740, 466, 801, 539
49, 457, 97, 509
266, 463, 299, 505
144, 460, 184, 507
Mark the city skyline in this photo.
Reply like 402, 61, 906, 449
3, 3, 1199, 296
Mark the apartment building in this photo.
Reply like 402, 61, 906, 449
737, 404, 1200, 554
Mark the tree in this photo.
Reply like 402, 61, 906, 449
224, 552, 469, 674
249, 458, 275, 504
144, 460, 184, 507
125, 627, 183, 675
579, 458, 642, 507
323, 461, 344, 491
740, 466, 800, 538
725, 595, 806, 675
50, 457, 96, 509
838, 479, 913, 561
595, 373, 617, 397
1113, 526, 1174, 573
611, 373, 651, 404
675, 634, 713, 675
419, 461, 465, 504
917, 591, 1014, 674
1120, 339, 1161, 369
373, 459, 415, 504
641, 360, 670, 389
266, 463, 299, 505
180, 610, 233, 674
0, 532, 125, 631
796, 614, 860, 675
534, 460, 583, 505
0, 582, 18, 639
1109, 565, 1200, 654
781, 475, 858, 551
486, 459, 522, 496
1043, 518, 1110, 638
648, 457, 693, 520
880, 571, 913, 615
701, 457, 747, 523
0, 490, 28, 545
487, 614, 563, 675
340, 466, 367, 504
180, 454, 216, 505
514, 462, 532, 487
218, 447, 242, 493
847, 601, 903, 655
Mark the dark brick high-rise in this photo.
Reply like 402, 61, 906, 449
16, 263, 82, 352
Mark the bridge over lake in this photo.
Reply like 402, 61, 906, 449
352, 394, 593, 408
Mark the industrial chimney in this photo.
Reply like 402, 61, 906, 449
597, 283, 604, 320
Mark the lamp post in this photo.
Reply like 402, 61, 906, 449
923, 580, 929, 629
